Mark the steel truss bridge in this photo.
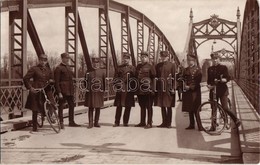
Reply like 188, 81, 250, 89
0, 0, 259, 119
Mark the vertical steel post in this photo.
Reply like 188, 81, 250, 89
137, 16, 144, 64
65, 0, 79, 105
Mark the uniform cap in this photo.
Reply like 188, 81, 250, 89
39, 54, 48, 59
210, 53, 219, 59
122, 53, 131, 59
187, 54, 196, 61
61, 53, 70, 59
140, 51, 149, 57
160, 51, 169, 57
91, 57, 100, 63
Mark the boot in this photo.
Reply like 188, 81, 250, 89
94, 108, 100, 127
58, 108, 64, 129
32, 112, 38, 132
87, 108, 93, 129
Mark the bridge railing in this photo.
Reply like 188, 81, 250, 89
0, 78, 116, 120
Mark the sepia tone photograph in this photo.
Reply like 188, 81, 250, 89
0, 0, 259, 164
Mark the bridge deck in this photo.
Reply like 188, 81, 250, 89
0, 81, 259, 164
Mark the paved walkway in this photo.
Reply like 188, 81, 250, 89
0, 83, 242, 164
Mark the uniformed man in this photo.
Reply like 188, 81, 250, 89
207, 53, 241, 131
113, 53, 136, 127
182, 54, 203, 131
23, 54, 55, 132
135, 51, 156, 129
84, 57, 106, 128
154, 51, 176, 128
54, 53, 80, 128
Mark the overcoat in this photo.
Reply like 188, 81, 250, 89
136, 62, 156, 95
54, 63, 74, 96
182, 65, 202, 112
207, 64, 230, 97
154, 61, 176, 107
23, 64, 55, 112
84, 68, 106, 108
113, 64, 136, 107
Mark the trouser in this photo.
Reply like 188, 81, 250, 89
210, 91, 238, 128
88, 108, 100, 125
32, 111, 38, 129
138, 95, 153, 125
58, 95, 75, 124
114, 106, 131, 125
161, 107, 172, 126
177, 87, 182, 100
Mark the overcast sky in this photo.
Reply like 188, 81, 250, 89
1, 0, 247, 63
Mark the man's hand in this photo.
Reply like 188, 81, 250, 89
58, 93, 63, 99
221, 78, 227, 83
30, 87, 37, 94
185, 85, 190, 90
49, 79, 55, 84
207, 85, 214, 90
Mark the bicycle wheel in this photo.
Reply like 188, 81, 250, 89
197, 101, 227, 135
37, 113, 44, 128
44, 102, 61, 133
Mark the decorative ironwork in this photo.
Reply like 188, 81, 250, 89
209, 14, 220, 27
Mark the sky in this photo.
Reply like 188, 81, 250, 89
1, 0, 247, 64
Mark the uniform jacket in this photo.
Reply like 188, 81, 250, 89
182, 65, 202, 112
54, 63, 74, 96
23, 64, 55, 112
136, 62, 156, 95
113, 63, 136, 107
154, 61, 176, 107
84, 68, 106, 108
207, 64, 230, 97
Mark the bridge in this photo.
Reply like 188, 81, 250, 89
0, 0, 259, 164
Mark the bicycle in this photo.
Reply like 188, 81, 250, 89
196, 79, 232, 135
34, 83, 61, 133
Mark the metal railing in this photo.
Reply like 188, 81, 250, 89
0, 78, 116, 120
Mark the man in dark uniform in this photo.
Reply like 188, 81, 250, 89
135, 51, 156, 129
84, 57, 106, 128
182, 54, 203, 130
113, 53, 136, 127
54, 53, 80, 128
23, 54, 55, 132
207, 53, 241, 131
154, 51, 176, 128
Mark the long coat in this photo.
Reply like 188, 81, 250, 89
136, 62, 156, 95
84, 68, 106, 108
182, 65, 202, 112
113, 64, 136, 107
154, 61, 176, 107
23, 64, 55, 112
54, 63, 74, 96
207, 64, 230, 97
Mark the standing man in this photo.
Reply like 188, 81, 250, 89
54, 53, 80, 128
182, 54, 203, 130
154, 51, 176, 128
113, 53, 136, 127
207, 53, 241, 131
84, 57, 106, 128
135, 51, 156, 129
23, 54, 55, 132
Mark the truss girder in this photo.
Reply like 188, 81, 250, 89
147, 28, 156, 63
237, 0, 259, 112
65, 4, 78, 77
137, 20, 144, 64
1, 0, 179, 66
